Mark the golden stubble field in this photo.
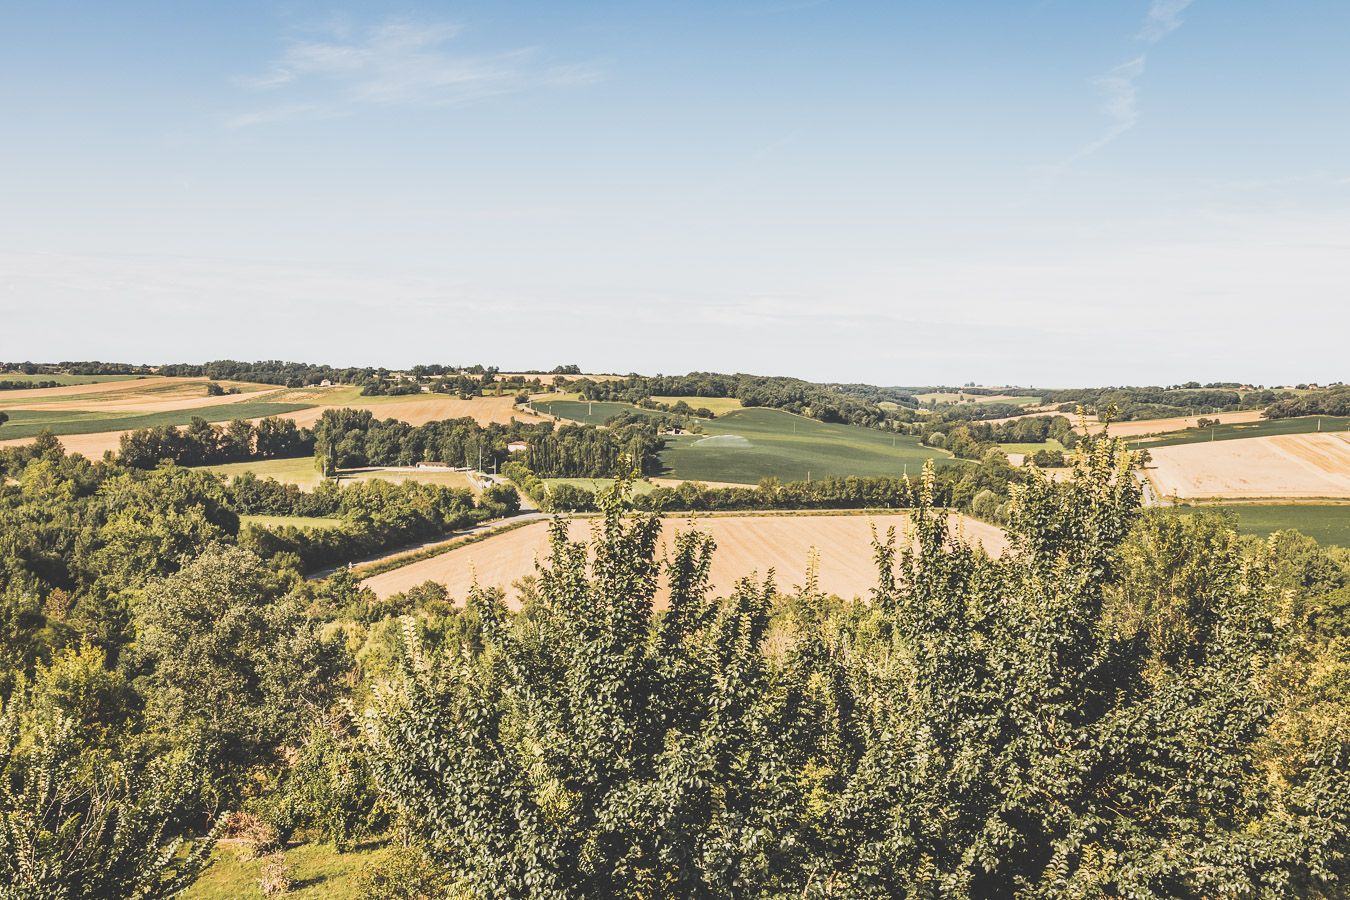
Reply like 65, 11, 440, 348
1147, 432, 1350, 500
0, 380, 549, 458
361, 512, 1009, 606
274, 388, 547, 428
1081, 409, 1267, 437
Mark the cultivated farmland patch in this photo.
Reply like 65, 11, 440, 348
361, 511, 1007, 605
1147, 432, 1350, 500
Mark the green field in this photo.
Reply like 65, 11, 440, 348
0, 373, 149, 386
545, 477, 656, 496
205, 456, 326, 489
1130, 416, 1350, 448
0, 401, 313, 440
533, 398, 657, 425
184, 840, 391, 899
1172, 504, 1350, 547
240, 514, 343, 530
658, 407, 957, 484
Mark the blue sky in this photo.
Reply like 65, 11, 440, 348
2, 1, 1347, 385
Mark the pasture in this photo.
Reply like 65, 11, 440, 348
1173, 504, 1350, 547
362, 511, 1007, 604
1147, 432, 1350, 500
184, 840, 391, 900
658, 408, 956, 484
203, 457, 327, 489
545, 477, 656, 496
1130, 415, 1350, 448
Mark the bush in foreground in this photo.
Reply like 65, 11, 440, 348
363, 446, 1350, 897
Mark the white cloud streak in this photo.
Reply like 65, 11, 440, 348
1069, 1, 1195, 162
1139, 0, 1195, 42
228, 18, 601, 127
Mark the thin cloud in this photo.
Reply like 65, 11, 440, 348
1139, 0, 1194, 42
1068, 1, 1195, 162
228, 18, 600, 127
1079, 56, 1145, 158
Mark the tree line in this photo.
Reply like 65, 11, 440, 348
508, 448, 1036, 524
570, 372, 893, 428
311, 408, 665, 478
119, 416, 313, 468
1265, 385, 1350, 418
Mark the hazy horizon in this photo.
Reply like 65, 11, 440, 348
4, 1, 1348, 385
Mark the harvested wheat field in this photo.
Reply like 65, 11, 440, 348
279, 390, 545, 428
0, 430, 129, 459
1082, 409, 1267, 437
0, 376, 224, 405
18, 384, 280, 414
362, 512, 1007, 606
1148, 432, 1350, 500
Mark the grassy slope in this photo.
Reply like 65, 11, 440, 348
1130, 416, 1350, 448
0, 401, 313, 440
185, 841, 391, 900
545, 477, 656, 496
1173, 504, 1350, 548
659, 407, 957, 484
204, 457, 326, 489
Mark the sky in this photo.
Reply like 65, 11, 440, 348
2, 1, 1348, 387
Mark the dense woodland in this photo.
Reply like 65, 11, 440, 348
119, 417, 314, 468
2, 432, 1346, 896
570, 372, 893, 427
1266, 386, 1350, 418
